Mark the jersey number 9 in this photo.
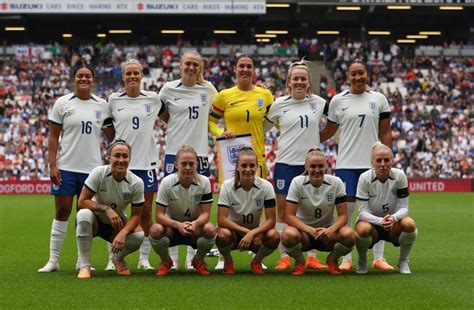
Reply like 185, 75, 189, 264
132, 116, 140, 129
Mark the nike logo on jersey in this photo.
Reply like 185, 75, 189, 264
342, 107, 349, 111
230, 102, 238, 106
174, 97, 181, 101
170, 198, 179, 201
231, 202, 240, 206
147, 184, 154, 188
369, 194, 377, 198
100, 189, 107, 192
283, 109, 290, 113
301, 196, 309, 200
118, 108, 125, 112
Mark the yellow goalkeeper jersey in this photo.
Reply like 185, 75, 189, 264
209, 85, 273, 176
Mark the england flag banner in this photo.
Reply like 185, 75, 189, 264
216, 134, 252, 186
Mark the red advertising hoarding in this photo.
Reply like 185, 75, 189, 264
0, 178, 472, 195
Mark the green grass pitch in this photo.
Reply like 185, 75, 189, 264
0, 193, 473, 309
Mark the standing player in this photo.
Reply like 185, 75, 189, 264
355, 143, 418, 274
282, 149, 356, 275
209, 54, 274, 270
39, 66, 113, 272
108, 59, 163, 270
264, 60, 328, 271
149, 145, 216, 276
215, 147, 279, 274
158, 51, 217, 270
76, 141, 145, 278
320, 61, 393, 271
209, 54, 274, 179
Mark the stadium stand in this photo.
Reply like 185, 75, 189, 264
0, 40, 472, 181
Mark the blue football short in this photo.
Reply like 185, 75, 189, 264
335, 169, 368, 197
50, 170, 88, 196
274, 163, 305, 195
131, 169, 157, 192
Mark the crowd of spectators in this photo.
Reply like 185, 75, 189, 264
322, 38, 472, 178
0, 39, 472, 182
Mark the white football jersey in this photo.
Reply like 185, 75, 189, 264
84, 165, 145, 224
287, 174, 347, 228
48, 93, 111, 173
156, 173, 213, 222
327, 91, 391, 169
109, 90, 162, 170
266, 95, 327, 165
159, 79, 217, 156
356, 168, 409, 224
218, 176, 276, 229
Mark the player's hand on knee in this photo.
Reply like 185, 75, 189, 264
112, 232, 126, 253
252, 235, 262, 248
238, 232, 254, 251
382, 215, 394, 231
315, 227, 328, 240
106, 209, 123, 230
178, 222, 192, 237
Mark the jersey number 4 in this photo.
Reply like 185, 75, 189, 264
184, 209, 191, 218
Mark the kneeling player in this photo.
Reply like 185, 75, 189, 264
76, 141, 145, 279
150, 145, 216, 276
281, 149, 356, 275
216, 147, 279, 275
355, 142, 417, 274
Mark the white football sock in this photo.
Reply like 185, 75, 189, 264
342, 201, 355, 261
307, 249, 317, 259
253, 245, 274, 262
372, 240, 385, 260
107, 242, 113, 260
356, 236, 372, 268
217, 244, 233, 262
139, 236, 151, 262
49, 219, 68, 263
116, 231, 145, 261
76, 209, 94, 268
275, 222, 288, 258
186, 246, 196, 262
195, 236, 215, 261
149, 236, 171, 262
169, 245, 179, 262
285, 243, 304, 264
399, 229, 418, 261
328, 242, 352, 261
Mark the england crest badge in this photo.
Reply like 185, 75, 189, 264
123, 192, 131, 201
276, 179, 285, 190
227, 144, 246, 165
166, 163, 174, 174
